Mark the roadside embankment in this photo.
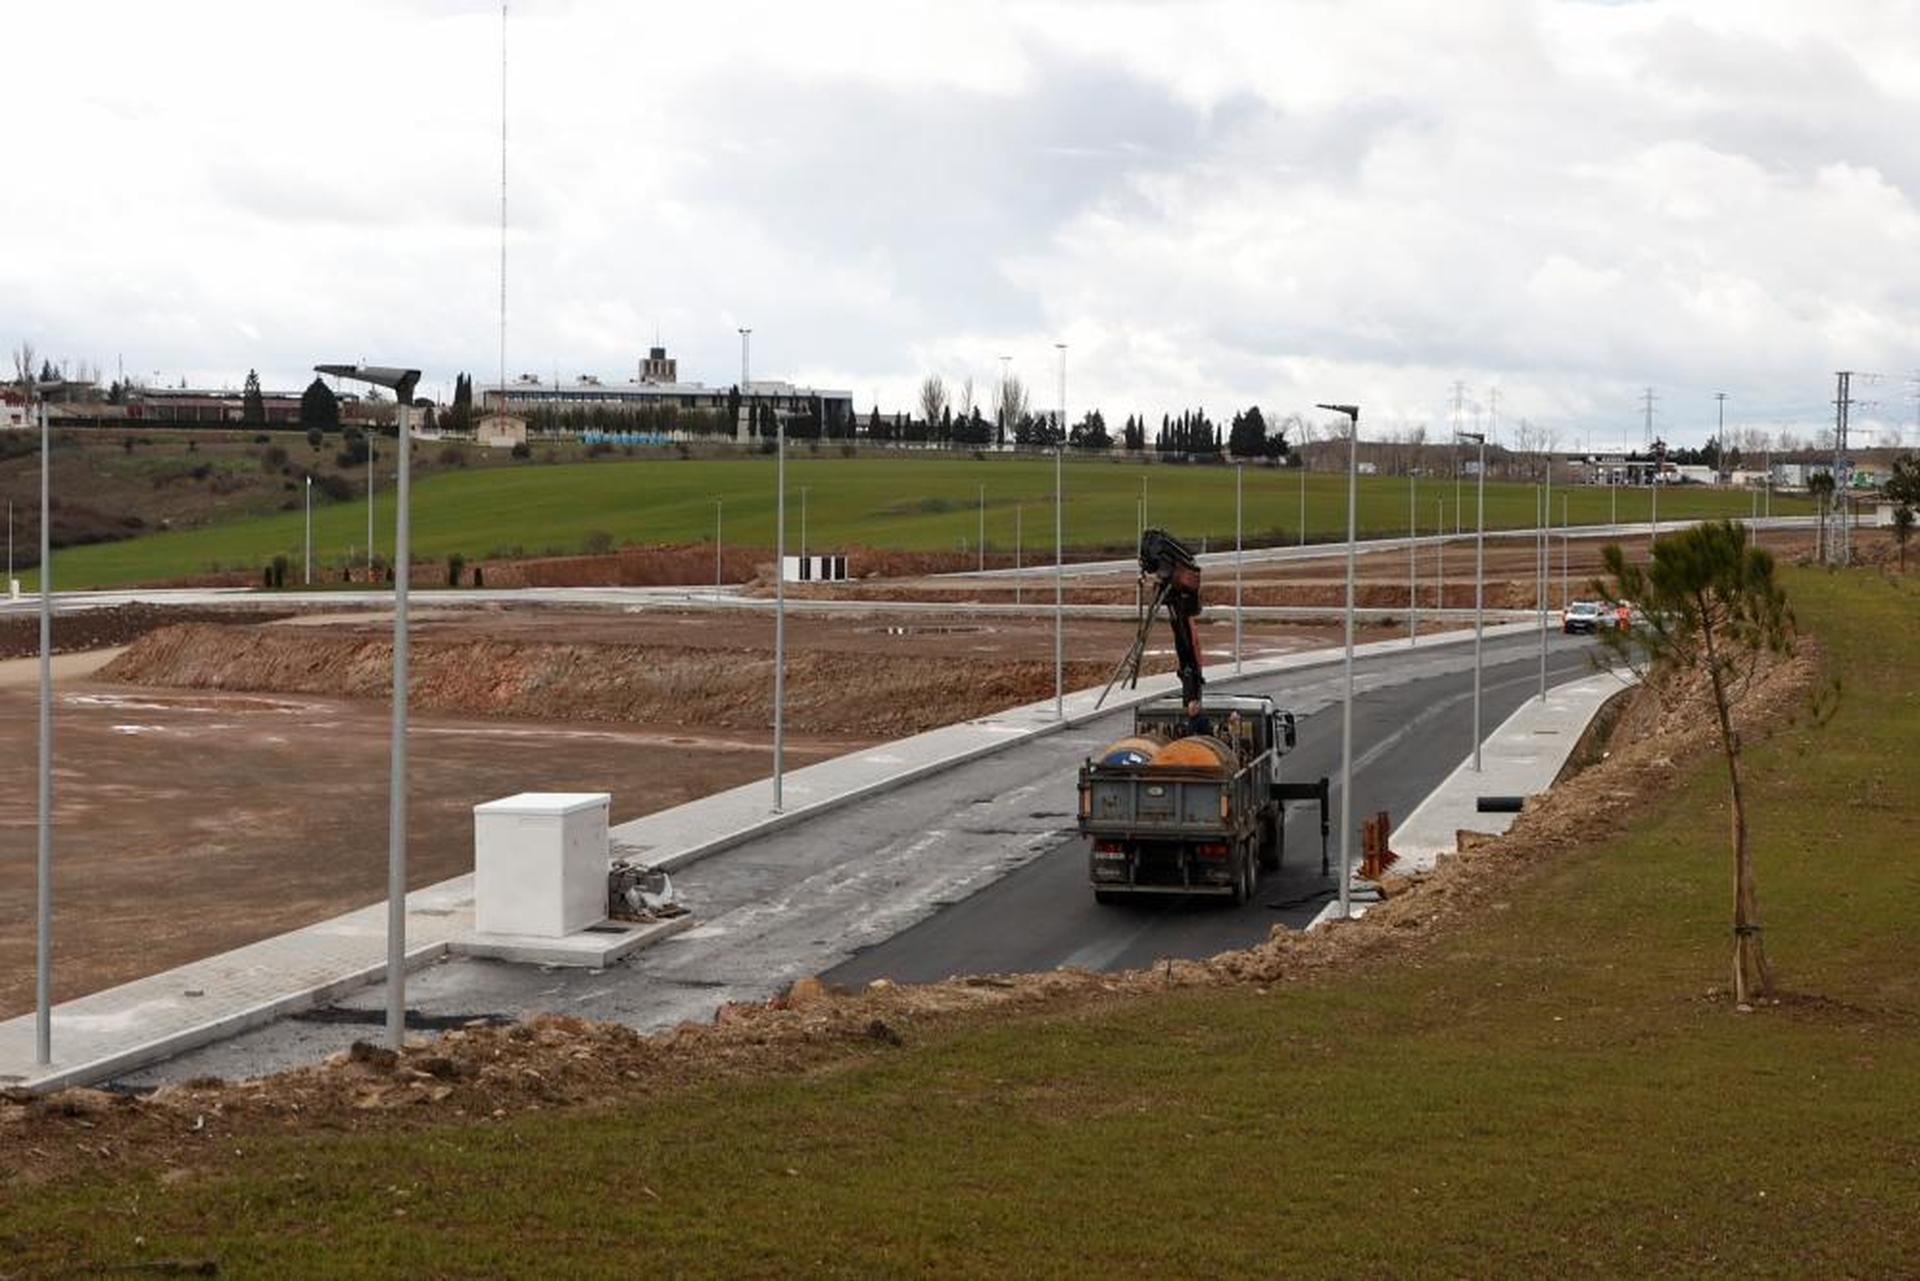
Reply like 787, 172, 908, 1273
100, 622, 1116, 738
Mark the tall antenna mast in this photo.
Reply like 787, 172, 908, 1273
499, 2, 508, 412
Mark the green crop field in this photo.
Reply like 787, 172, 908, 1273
7, 568, 1915, 1277
25, 453, 1804, 590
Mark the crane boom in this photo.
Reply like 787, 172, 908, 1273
1094, 528, 1206, 709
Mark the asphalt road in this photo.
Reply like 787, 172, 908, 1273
120, 625, 1602, 1086
824, 630, 1600, 983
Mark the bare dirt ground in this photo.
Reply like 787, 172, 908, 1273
0, 673, 861, 1018
0, 604, 1372, 1016
0, 604, 293, 661
0, 612, 1821, 1176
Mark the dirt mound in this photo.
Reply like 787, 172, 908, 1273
100, 623, 1112, 738
0, 604, 293, 661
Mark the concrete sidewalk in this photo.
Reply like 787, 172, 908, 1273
1306, 665, 1635, 931
0, 619, 1540, 1093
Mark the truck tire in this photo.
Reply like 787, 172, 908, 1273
1258, 815, 1282, 872
1230, 851, 1252, 906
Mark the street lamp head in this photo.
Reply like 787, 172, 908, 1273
1315, 403, 1359, 421
1455, 430, 1485, 444
314, 364, 421, 404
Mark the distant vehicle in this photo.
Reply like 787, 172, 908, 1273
1562, 600, 1605, 634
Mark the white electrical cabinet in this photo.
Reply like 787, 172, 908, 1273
473, 792, 611, 937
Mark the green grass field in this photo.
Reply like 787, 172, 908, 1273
8, 568, 1914, 1276
26, 454, 1803, 590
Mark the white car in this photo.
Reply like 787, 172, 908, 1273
1562, 601, 1605, 634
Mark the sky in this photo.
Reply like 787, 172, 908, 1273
6, 0, 1920, 450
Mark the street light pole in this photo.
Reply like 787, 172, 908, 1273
1233, 462, 1243, 674
800, 485, 808, 570
304, 475, 313, 586
977, 482, 985, 573
35, 400, 52, 1065
1561, 492, 1569, 609
1297, 460, 1306, 546
1054, 342, 1066, 720
1408, 471, 1417, 643
1435, 497, 1444, 613
1537, 480, 1548, 703
775, 405, 787, 809
316, 364, 421, 1052
1317, 402, 1359, 919
1457, 430, 1487, 771
1014, 504, 1022, 606
714, 497, 722, 602
738, 328, 752, 442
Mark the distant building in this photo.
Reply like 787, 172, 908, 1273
121, 385, 375, 427
480, 346, 852, 440
476, 414, 528, 449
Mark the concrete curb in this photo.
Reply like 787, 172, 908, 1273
1304, 665, 1638, 932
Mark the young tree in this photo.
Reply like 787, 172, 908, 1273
1596, 521, 1793, 1007
1808, 470, 1836, 564
242, 369, 266, 425
1885, 453, 1919, 572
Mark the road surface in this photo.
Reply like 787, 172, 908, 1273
119, 627, 1604, 1086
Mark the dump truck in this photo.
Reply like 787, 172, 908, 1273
1077, 693, 1327, 905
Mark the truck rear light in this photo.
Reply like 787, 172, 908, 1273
1195, 842, 1228, 860
1079, 788, 1091, 819
1093, 840, 1124, 854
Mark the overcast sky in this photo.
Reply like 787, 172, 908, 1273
6, 0, 1920, 448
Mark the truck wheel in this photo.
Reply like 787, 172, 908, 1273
1094, 890, 1123, 906
1230, 853, 1251, 906
1258, 816, 1282, 872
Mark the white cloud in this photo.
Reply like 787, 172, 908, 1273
4, 0, 1918, 444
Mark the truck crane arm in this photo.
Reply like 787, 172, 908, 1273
1095, 528, 1205, 709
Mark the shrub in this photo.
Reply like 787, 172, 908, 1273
446, 553, 467, 587
271, 554, 289, 589
438, 445, 467, 467
583, 530, 616, 556
122, 437, 136, 454
313, 473, 353, 502
510, 441, 531, 460
586, 440, 614, 458
472, 565, 485, 588
307, 427, 324, 451
253, 433, 271, 445
262, 444, 289, 471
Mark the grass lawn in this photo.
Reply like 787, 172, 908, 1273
27, 453, 1800, 590
7, 568, 1914, 1277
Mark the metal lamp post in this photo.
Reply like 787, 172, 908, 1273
1054, 343, 1066, 720
1408, 471, 1417, 643
1233, 462, 1244, 674
977, 483, 985, 574
775, 406, 787, 808
713, 497, 723, 601
1317, 402, 1359, 919
34, 400, 52, 1064
315, 364, 420, 1051
1456, 431, 1487, 771
304, 475, 313, 586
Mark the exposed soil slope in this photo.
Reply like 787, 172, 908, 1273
102, 623, 1114, 738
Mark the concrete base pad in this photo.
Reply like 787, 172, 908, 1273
451, 913, 694, 967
